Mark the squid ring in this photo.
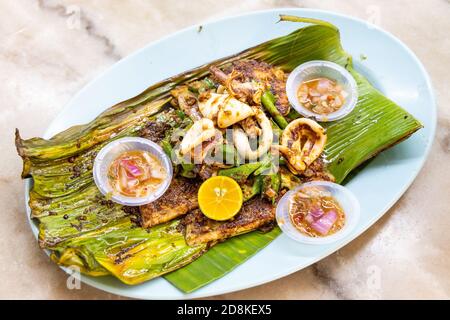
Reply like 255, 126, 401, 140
277, 118, 327, 173
180, 118, 217, 155
233, 109, 273, 161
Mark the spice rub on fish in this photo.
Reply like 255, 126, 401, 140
210, 59, 290, 115
181, 197, 275, 246
140, 177, 201, 228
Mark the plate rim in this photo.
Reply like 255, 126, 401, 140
23, 7, 437, 299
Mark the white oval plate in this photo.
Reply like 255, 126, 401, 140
25, 8, 436, 299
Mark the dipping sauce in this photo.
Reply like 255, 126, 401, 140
297, 77, 347, 115
107, 150, 167, 198
288, 186, 345, 237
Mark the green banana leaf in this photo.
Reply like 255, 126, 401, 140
51, 218, 207, 284
164, 16, 422, 292
15, 15, 422, 292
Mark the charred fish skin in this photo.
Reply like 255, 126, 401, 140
139, 177, 201, 228
210, 59, 290, 115
182, 197, 275, 246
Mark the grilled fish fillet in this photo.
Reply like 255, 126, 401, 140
140, 178, 201, 228
182, 197, 275, 246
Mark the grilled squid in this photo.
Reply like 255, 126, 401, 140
180, 118, 217, 155
276, 118, 327, 174
240, 116, 262, 139
178, 118, 224, 164
199, 93, 255, 128
192, 130, 223, 164
170, 86, 202, 121
233, 109, 273, 161
210, 66, 257, 104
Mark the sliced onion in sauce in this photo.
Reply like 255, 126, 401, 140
304, 214, 315, 225
311, 210, 338, 235
119, 166, 129, 190
121, 160, 143, 177
310, 206, 325, 219
317, 78, 332, 93
127, 178, 139, 189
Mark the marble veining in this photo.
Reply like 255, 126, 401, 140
0, 0, 449, 299
37, 0, 122, 60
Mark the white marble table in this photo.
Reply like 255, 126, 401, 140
1, 0, 449, 299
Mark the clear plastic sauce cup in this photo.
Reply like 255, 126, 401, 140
286, 60, 358, 122
93, 137, 173, 206
276, 181, 360, 245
